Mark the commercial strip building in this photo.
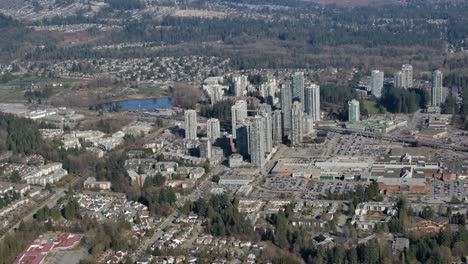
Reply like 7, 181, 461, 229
346, 119, 408, 133
219, 172, 255, 186
14, 233, 82, 264
271, 156, 371, 179
271, 153, 442, 194
371, 153, 441, 193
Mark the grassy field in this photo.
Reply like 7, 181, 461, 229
363, 100, 380, 114
6, 77, 79, 87
0, 87, 25, 100
136, 83, 167, 97
0, 77, 83, 101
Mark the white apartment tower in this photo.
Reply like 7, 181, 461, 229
258, 103, 273, 153
260, 75, 277, 105
394, 71, 403, 88
232, 75, 248, 97
432, 70, 444, 107
248, 116, 266, 167
184, 110, 198, 140
303, 115, 315, 136
304, 84, 321, 121
290, 101, 304, 146
231, 100, 248, 139
280, 82, 293, 137
272, 110, 283, 145
394, 64, 413, 89
206, 118, 221, 143
401, 64, 413, 88
371, 70, 384, 98
292, 72, 305, 103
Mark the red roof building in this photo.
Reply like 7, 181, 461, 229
14, 234, 82, 264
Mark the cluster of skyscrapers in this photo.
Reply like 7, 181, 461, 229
386, 65, 445, 108
185, 66, 447, 168
231, 72, 320, 167
392, 65, 445, 107
184, 110, 222, 160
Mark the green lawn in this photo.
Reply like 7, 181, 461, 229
364, 100, 380, 114
0, 87, 25, 100
136, 83, 166, 97
6, 77, 79, 87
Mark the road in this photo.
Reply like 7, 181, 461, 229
134, 162, 225, 257
247, 144, 288, 195
0, 175, 81, 241
0, 188, 68, 241
134, 212, 177, 257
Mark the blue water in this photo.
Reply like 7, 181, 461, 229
99, 98, 173, 110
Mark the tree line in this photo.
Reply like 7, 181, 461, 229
380, 87, 428, 114
0, 113, 45, 155
189, 194, 254, 237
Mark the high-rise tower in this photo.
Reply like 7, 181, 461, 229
304, 84, 320, 121
290, 101, 303, 146
348, 99, 360, 122
207, 118, 221, 143
184, 110, 197, 140
291, 72, 305, 103
371, 70, 384, 98
432, 70, 444, 107
280, 82, 292, 137
231, 100, 248, 139
258, 103, 273, 154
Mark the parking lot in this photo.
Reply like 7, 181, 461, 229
250, 189, 282, 199
309, 181, 369, 195
262, 177, 309, 191
430, 180, 468, 199
45, 247, 89, 264
334, 135, 391, 157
